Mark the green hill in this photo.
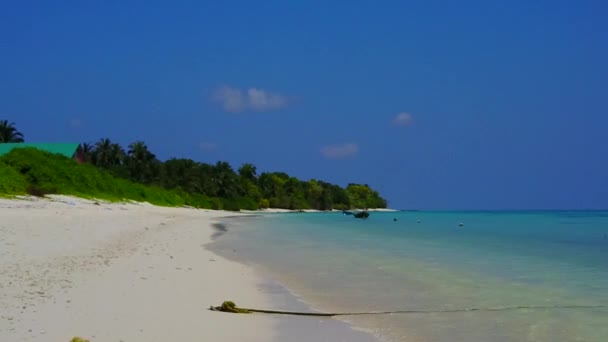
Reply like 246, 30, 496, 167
0, 148, 188, 206
0, 146, 388, 211
0, 160, 27, 195
0, 121, 388, 210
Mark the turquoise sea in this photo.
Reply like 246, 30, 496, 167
210, 211, 608, 341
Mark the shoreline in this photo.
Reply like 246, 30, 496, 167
244, 208, 399, 213
0, 195, 378, 342
205, 215, 380, 342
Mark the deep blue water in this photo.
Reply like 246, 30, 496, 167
210, 211, 608, 341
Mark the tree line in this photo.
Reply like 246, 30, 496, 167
1, 120, 388, 210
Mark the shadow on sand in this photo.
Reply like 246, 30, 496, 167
211, 222, 228, 239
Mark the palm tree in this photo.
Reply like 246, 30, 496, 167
213, 161, 239, 198
0, 120, 24, 143
126, 141, 157, 184
160, 158, 201, 192
197, 163, 219, 196
238, 163, 258, 182
127, 141, 155, 164
93, 138, 125, 168
93, 138, 113, 167
237, 163, 259, 198
77, 142, 95, 163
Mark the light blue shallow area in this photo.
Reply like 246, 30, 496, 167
210, 211, 608, 341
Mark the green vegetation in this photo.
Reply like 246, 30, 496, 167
0, 161, 27, 196
217, 300, 252, 314
0, 148, 187, 206
0, 121, 388, 210
70, 338, 90, 342
0, 120, 24, 143
346, 183, 387, 209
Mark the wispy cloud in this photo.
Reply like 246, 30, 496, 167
199, 142, 217, 152
212, 86, 244, 113
320, 143, 359, 159
212, 86, 291, 113
69, 119, 82, 128
247, 88, 289, 111
393, 112, 413, 126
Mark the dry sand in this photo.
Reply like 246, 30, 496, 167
0, 195, 277, 342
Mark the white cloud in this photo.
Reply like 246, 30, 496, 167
212, 86, 290, 113
212, 86, 245, 113
247, 88, 288, 111
320, 143, 359, 159
199, 142, 217, 151
393, 112, 413, 126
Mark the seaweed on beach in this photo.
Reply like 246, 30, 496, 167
70, 337, 90, 342
217, 301, 252, 314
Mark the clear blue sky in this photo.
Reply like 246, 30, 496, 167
1, 0, 607, 210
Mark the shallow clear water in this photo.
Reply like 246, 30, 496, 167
210, 211, 608, 341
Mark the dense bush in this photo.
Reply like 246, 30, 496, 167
0, 148, 185, 206
75, 137, 388, 210
0, 140, 389, 210
0, 161, 27, 195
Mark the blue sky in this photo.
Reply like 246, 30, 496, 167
1, 0, 607, 209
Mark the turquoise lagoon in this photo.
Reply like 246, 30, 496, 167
209, 211, 608, 341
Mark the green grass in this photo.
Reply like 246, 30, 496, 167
0, 147, 294, 211
0, 148, 201, 207
0, 161, 27, 196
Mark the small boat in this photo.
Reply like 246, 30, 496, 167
353, 211, 370, 219
343, 210, 369, 219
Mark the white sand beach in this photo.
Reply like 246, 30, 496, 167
0, 195, 278, 342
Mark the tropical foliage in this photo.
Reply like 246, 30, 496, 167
0, 161, 27, 195
0, 120, 24, 143
0, 148, 186, 205
1, 121, 388, 210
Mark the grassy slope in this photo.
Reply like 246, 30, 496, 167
0, 148, 383, 210
0, 148, 189, 206
0, 161, 27, 196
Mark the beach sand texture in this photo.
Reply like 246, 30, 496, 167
0, 196, 277, 342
